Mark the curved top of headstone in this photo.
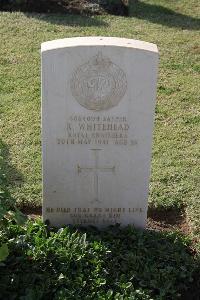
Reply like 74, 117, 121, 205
41, 36, 158, 53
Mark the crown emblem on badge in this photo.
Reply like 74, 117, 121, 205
70, 52, 127, 111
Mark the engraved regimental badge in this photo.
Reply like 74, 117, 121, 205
70, 52, 127, 111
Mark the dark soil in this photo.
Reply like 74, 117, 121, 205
147, 207, 190, 235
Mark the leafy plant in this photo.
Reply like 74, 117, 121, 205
0, 221, 198, 299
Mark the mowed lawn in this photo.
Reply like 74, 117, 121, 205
0, 1, 199, 241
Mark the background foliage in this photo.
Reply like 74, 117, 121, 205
0, 0, 128, 15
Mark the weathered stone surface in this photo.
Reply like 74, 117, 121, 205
41, 37, 159, 228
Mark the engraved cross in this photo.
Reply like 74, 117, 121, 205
77, 149, 115, 203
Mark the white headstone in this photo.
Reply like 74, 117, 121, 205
41, 37, 159, 228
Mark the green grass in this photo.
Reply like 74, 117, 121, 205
0, 0, 200, 242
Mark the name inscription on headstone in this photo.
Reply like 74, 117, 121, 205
41, 37, 158, 228
57, 114, 133, 146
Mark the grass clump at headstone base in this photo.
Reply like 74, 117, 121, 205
0, 219, 199, 300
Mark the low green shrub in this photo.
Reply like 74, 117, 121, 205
0, 220, 198, 299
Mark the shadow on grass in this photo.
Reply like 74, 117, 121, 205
0, 139, 24, 192
129, 1, 200, 30
24, 12, 108, 27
